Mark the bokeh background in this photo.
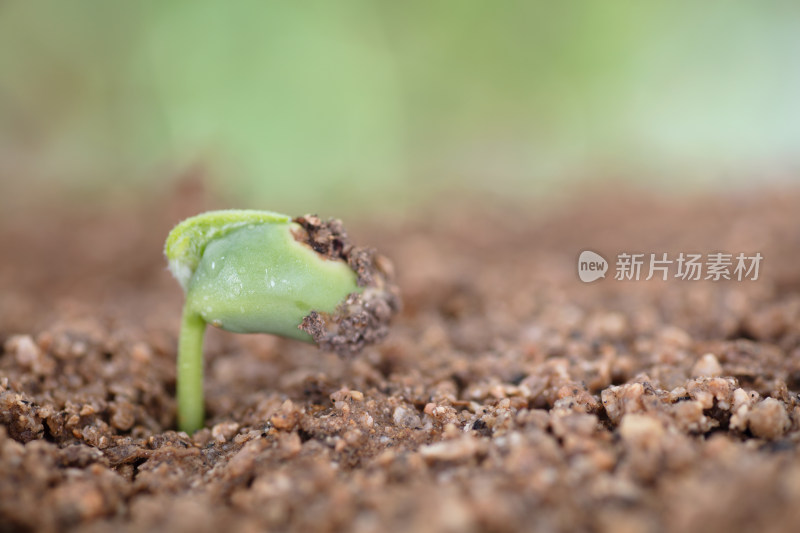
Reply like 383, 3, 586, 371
1, 1, 799, 215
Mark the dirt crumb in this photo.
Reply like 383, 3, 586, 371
293, 214, 402, 356
747, 398, 791, 440
691, 353, 723, 378
300, 287, 401, 357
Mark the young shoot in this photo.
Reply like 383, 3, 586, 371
165, 210, 399, 433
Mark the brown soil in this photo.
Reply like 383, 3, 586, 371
2, 186, 800, 533
293, 214, 402, 357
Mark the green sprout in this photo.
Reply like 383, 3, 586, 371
165, 210, 399, 433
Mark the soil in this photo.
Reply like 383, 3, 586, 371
2, 185, 800, 533
293, 214, 402, 357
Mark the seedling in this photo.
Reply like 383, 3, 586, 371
165, 210, 399, 433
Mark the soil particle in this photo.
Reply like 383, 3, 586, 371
691, 352, 723, 378
110, 401, 136, 431
300, 287, 401, 358
269, 400, 300, 432
419, 433, 486, 463
747, 398, 791, 440
293, 214, 402, 357
292, 215, 349, 259
211, 421, 240, 443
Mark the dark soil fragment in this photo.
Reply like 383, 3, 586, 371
292, 215, 349, 261
300, 287, 401, 358
294, 214, 402, 357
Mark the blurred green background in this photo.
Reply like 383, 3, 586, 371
1, 1, 798, 214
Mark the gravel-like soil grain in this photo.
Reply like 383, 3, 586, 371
2, 187, 800, 533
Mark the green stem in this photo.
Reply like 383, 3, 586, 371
177, 305, 206, 433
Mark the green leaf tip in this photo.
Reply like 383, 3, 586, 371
165, 209, 291, 291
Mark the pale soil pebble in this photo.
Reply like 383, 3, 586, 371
747, 398, 791, 440
211, 421, 240, 443
1, 189, 800, 532
691, 353, 723, 378
419, 433, 486, 462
